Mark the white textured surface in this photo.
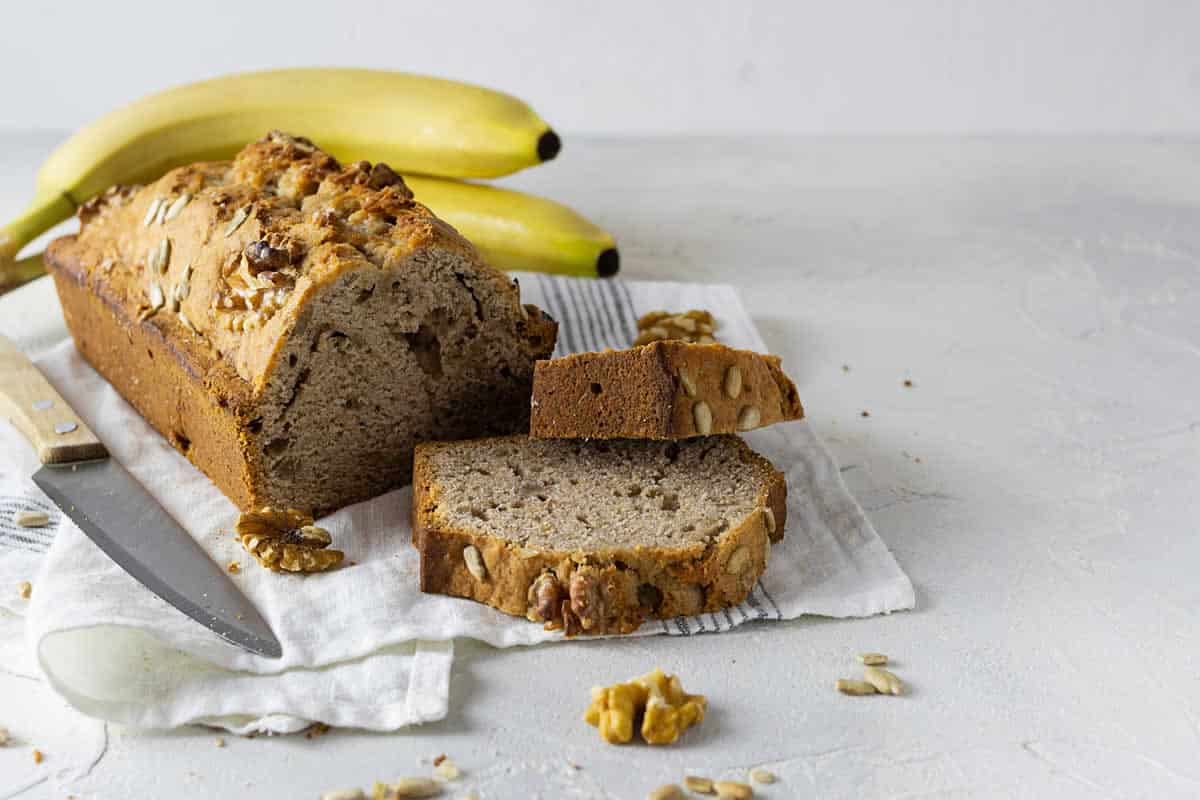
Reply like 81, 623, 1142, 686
3, 133, 1200, 797
4, 1, 1200, 134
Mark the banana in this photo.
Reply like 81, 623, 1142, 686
1, 68, 560, 278
406, 176, 619, 278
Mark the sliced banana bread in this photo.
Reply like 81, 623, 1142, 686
412, 435, 786, 635
45, 131, 556, 514
529, 341, 802, 440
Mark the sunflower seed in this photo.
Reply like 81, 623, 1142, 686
859, 652, 888, 666
726, 545, 751, 574
142, 197, 164, 227
678, 368, 697, 397
163, 193, 191, 222
649, 785, 684, 800
836, 678, 878, 696
14, 510, 49, 528
382, 778, 440, 797
763, 507, 777, 535
693, 400, 713, 435
715, 782, 753, 800
155, 197, 170, 225
158, 239, 172, 273
864, 666, 904, 695
683, 776, 715, 795
148, 281, 164, 310
749, 768, 776, 785
224, 206, 250, 237
724, 365, 743, 399
320, 790, 365, 800
737, 406, 761, 431
463, 545, 487, 580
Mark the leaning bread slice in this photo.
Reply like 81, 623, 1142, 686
412, 434, 786, 636
529, 341, 802, 440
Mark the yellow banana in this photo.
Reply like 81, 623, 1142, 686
406, 176, 619, 278
1, 68, 559, 278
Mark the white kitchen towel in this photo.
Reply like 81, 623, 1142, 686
0, 275, 914, 733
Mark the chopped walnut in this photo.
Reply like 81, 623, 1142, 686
526, 572, 563, 625
583, 668, 706, 746
236, 507, 344, 573
634, 309, 717, 346
638, 668, 707, 745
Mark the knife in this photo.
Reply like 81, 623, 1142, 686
0, 335, 282, 659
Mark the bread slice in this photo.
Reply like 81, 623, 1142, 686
412, 435, 786, 635
45, 132, 556, 514
529, 341, 802, 440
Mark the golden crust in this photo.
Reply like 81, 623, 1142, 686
44, 132, 557, 513
412, 434, 787, 636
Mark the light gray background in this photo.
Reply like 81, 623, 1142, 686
3, 0, 1200, 135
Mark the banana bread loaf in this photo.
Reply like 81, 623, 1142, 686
412, 434, 786, 635
530, 341, 802, 440
45, 132, 557, 514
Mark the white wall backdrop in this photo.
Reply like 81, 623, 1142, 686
3, 0, 1199, 135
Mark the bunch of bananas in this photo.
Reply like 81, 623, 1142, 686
0, 68, 617, 291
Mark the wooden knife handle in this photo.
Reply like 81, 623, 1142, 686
0, 334, 107, 464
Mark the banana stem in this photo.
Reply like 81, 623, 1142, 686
0, 191, 76, 288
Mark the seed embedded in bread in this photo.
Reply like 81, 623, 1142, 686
693, 401, 713, 435
724, 365, 742, 399
763, 507, 776, 535
678, 368, 697, 397
737, 406, 761, 431
726, 545, 751, 575
463, 545, 487, 581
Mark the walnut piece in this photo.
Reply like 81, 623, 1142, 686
236, 507, 344, 574
583, 667, 706, 746
568, 570, 606, 632
525, 572, 563, 624
634, 309, 717, 346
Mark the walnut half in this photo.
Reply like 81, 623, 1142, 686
236, 507, 344, 574
583, 667, 707, 746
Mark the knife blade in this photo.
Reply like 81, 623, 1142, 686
0, 334, 281, 658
